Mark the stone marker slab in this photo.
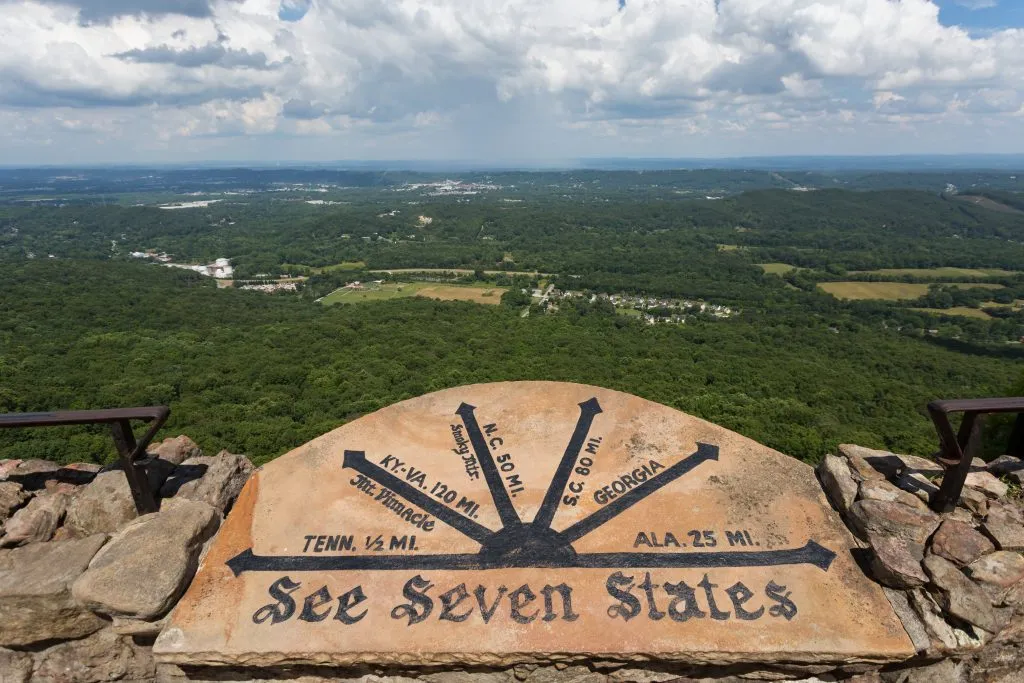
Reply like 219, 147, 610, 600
155, 382, 914, 667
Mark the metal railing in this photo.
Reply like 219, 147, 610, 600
928, 398, 1024, 512
0, 407, 170, 514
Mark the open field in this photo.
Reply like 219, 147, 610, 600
369, 268, 548, 277
320, 282, 506, 306
758, 263, 797, 275
953, 195, 1024, 215
849, 267, 1019, 278
283, 261, 366, 274
819, 281, 1005, 300
911, 307, 993, 320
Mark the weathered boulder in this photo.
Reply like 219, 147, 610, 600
930, 520, 995, 567
0, 459, 59, 490
65, 470, 138, 536
0, 482, 28, 523
966, 552, 1024, 604
894, 472, 939, 505
848, 499, 941, 545
0, 648, 32, 683
838, 444, 890, 481
817, 454, 858, 514
103, 456, 177, 493
0, 534, 107, 646
891, 659, 965, 683
907, 587, 961, 651
897, 453, 945, 477
161, 450, 254, 513
983, 509, 1024, 552
867, 532, 928, 589
923, 554, 1002, 634
964, 470, 1009, 500
960, 486, 990, 517
1, 490, 70, 546
73, 498, 219, 620
30, 627, 156, 682
859, 479, 928, 510
882, 587, 931, 653
987, 455, 1024, 477
148, 435, 203, 465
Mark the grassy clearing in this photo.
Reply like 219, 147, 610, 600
717, 244, 742, 251
758, 263, 797, 275
820, 281, 1005, 300
369, 268, 548, 276
819, 282, 930, 300
320, 282, 506, 306
615, 307, 642, 317
911, 307, 993, 320
283, 261, 366, 274
849, 267, 1019, 278
953, 195, 1024, 215
415, 285, 506, 304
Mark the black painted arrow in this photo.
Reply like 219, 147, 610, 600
342, 450, 493, 545
455, 402, 522, 529
559, 442, 720, 544
534, 397, 603, 530
225, 540, 834, 576
573, 540, 836, 572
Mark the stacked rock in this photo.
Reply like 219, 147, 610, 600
0, 437, 254, 681
817, 444, 1024, 679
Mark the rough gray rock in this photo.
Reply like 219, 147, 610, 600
149, 435, 203, 465
960, 486, 990, 517
849, 499, 941, 545
73, 498, 219, 620
860, 479, 928, 510
924, 553, 1002, 634
0, 534, 107, 646
838, 444, 890, 481
30, 627, 156, 682
111, 613, 168, 636
0, 482, 28, 523
897, 453, 945, 477
161, 450, 254, 513
0, 647, 32, 683
987, 455, 1024, 477
930, 520, 996, 567
817, 454, 858, 514
65, 470, 138, 536
983, 510, 1024, 552
882, 587, 931, 653
0, 459, 59, 490
908, 587, 960, 651
868, 532, 928, 589
886, 659, 964, 683
894, 472, 940, 504
966, 552, 1024, 604
1, 490, 70, 546
964, 470, 1009, 500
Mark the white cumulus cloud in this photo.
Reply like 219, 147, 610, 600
0, 0, 1022, 161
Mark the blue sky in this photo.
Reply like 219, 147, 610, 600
0, 0, 1022, 164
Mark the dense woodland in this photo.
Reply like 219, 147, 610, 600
1, 170, 1023, 467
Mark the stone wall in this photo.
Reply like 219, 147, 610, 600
0, 436, 1021, 682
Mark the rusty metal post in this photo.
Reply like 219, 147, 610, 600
1009, 413, 1024, 459
111, 419, 159, 514
929, 409, 978, 513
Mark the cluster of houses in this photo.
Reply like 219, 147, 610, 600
534, 288, 735, 325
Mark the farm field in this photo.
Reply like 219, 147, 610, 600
849, 267, 1019, 278
819, 281, 1005, 300
758, 263, 798, 275
911, 307, 993, 320
320, 281, 506, 306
